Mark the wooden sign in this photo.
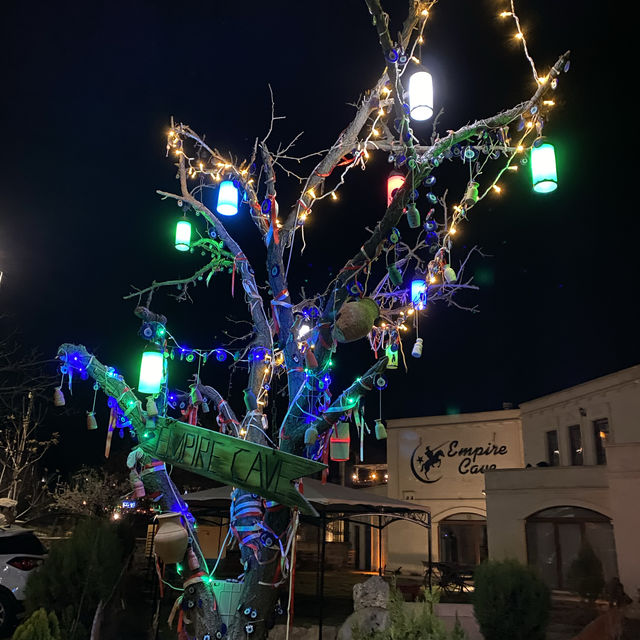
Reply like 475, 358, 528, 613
140, 417, 324, 515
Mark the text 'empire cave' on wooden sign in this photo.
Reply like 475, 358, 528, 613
139, 417, 324, 515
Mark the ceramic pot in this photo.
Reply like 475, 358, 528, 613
154, 512, 188, 564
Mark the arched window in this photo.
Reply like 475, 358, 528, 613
439, 512, 487, 566
526, 506, 617, 590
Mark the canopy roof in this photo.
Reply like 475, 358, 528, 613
185, 478, 430, 521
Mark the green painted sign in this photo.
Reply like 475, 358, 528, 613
140, 417, 324, 515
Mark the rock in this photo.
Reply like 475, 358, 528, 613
337, 607, 389, 640
353, 576, 390, 612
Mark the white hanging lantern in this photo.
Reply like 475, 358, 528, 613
408, 71, 434, 121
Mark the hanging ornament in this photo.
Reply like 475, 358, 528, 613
304, 347, 318, 369
86, 411, 98, 430
334, 298, 379, 343
443, 265, 457, 283
385, 343, 399, 369
304, 425, 318, 445
388, 227, 401, 244
387, 263, 403, 287
146, 396, 158, 417
375, 419, 387, 440
406, 203, 420, 229
411, 337, 423, 358
424, 218, 437, 232
408, 70, 433, 121
175, 218, 192, 252
373, 374, 388, 391
201, 399, 210, 414
53, 387, 65, 407
530, 139, 558, 193
187, 547, 200, 571
131, 472, 146, 498
216, 180, 239, 216
462, 181, 479, 208
329, 422, 351, 461
387, 171, 406, 206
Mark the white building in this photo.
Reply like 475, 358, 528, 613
385, 409, 523, 573
382, 365, 640, 599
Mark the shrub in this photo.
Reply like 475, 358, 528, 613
12, 608, 60, 640
353, 587, 467, 640
568, 541, 605, 603
23, 518, 132, 640
472, 559, 550, 640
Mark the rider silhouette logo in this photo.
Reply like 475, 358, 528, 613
410, 440, 448, 484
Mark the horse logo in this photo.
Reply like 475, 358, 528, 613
410, 440, 448, 484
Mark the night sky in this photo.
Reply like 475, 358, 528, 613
0, 1, 632, 469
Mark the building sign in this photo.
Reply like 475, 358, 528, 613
141, 417, 325, 515
410, 439, 509, 483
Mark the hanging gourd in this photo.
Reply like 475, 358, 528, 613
146, 396, 158, 417
153, 512, 189, 564
304, 425, 318, 445
175, 218, 192, 252
530, 140, 558, 193
408, 70, 434, 121
443, 265, 457, 283
86, 411, 98, 430
411, 278, 427, 310
406, 203, 420, 229
387, 263, 403, 287
334, 298, 379, 343
53, 387, 65, 407
138, 351, 164, 394
216, 180, 239, 216
462, 181, 479, 208
387, 171, 406, 206
375, 419, 387, 440
330, 422, 351, 461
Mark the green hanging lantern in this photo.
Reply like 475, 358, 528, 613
175, 218, 192, 251
530, 141, 558, 194
138, 351, 164, 394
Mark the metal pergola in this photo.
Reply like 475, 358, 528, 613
186, 480, 432, 639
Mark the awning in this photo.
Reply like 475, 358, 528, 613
184, 478, 429, 519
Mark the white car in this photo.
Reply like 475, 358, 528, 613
0, 526, 47, 635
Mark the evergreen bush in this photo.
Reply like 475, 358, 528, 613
568, 541, 605, 603
12, 608, 60, 640
472, 559, 550, 640
23, 518, 132, 640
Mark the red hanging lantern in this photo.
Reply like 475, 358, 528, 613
387, 171, 406, 206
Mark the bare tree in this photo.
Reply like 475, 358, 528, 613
50, 466, 128, 517
0, 327, 59, 521
57, 2, 569, 638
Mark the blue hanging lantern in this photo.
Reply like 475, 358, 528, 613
411, 278, 427, 310
216, 180, 239, 216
